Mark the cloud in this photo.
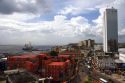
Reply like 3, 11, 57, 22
0, 14, 99, 45
0, 0, 125, 45
0, 0, 52, 14
58, 0, 113, 15
58, 5, 79, 15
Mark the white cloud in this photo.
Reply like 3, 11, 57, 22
0, 0, 125, 45
0, 14, 99, 45
58, 5, 79, 15
58, 0, 113, 15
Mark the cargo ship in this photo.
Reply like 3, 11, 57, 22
22, 42, 39, 51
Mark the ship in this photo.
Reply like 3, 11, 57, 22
22, 42, 39, 51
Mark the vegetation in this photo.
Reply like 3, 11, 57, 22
75, 59, 78, 62
49, 51, 59, 56
84, 81, 91, 83
119, 43, 125, 48
84, 75, 92, 83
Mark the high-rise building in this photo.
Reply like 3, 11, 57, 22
88, 39, 95, 48
103, 8, 118, 52
78, 39, 95, 48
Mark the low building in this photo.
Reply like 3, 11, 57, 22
119, 52, 125, 63
78, 41, 84, 47
94, 45, 103, 51
88, 39, 95, 48
92, 51, 116, 71
114, 48, 125, 70
0, 58, 7, 72
97, 55, 115, 70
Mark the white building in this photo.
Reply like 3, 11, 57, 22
117, 48, 125, 63
94, 45, 103, 51
97, 56, 115, 69
103, 8, 118, 52
93, 51, 115, 70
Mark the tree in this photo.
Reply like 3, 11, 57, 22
49, 51, 58, 56
84, 81, 91, 83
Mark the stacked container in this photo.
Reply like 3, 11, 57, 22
24, 61, 34, 72
7, 54, 38, 70
7, 52, 77, 82
39, 60, 52, 77
47, 62, 66, 81
7, 56, 19, 69
23, 61, 38, 73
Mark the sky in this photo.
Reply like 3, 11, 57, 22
0, 0, 125, 45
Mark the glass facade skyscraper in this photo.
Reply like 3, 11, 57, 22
103, 8, 118, 52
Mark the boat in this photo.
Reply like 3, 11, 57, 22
22, 42, 39, 51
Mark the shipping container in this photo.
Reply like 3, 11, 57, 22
24, 61, 39, 73
46, 62, 66, 81
6, 52, 75, 82
24, 61, 34, 72
7, 54, 38, 70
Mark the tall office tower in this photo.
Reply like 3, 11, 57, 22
103, 8, 118, 52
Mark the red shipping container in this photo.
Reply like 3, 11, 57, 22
24, 61, 34, 72
47, 62, 66, 81
38, 53, 51, 60
24, 61, 39, 73
7, 54, 38, 70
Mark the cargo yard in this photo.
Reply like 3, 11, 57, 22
1, 46, 81, 83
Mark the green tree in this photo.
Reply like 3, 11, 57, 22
84, 81, 91, 83
49, 51, 58, 56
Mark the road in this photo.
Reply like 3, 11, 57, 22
70, 60, 89, 83
65, 53, 122, 83
71, 59, 122, 83
92, 70, 122, 83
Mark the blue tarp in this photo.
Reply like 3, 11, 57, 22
121, 64, 125, 67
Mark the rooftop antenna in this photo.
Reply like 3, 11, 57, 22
111, 0, 116, 9
106, 4, 109, 8
106, 0, 116, 9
